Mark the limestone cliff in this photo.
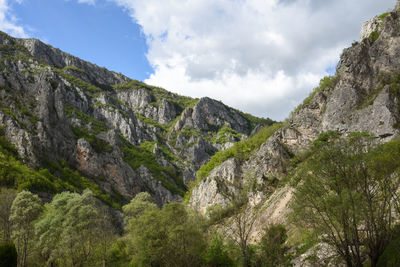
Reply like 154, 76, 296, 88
188, 1, 400, 258
0, 31, 273, 205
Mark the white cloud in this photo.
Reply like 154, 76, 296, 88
112, 0, 397, 120
0, 0, 27, 37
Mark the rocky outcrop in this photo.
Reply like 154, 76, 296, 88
189, 2, 400, 254
0, 30, 270, 205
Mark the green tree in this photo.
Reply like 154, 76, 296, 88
204, 234, 235, 267
0, 188, 17, 242
257, 224, 289, 267
10, 190, 42, 267
122, 192, 158, 222
215, 174, 263, 267
35, 190, 116, 267
34, 191, 77, 265
291, 132, 400, 267
125, 200, 206, 266
0, 242, 17, 267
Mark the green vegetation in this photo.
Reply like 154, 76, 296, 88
65, 104, 113, 153
121, 138, 185, 196
369, 30, 381, 43
257, 224, 290, 267
71, 126, 113, 153
293, 75, 340, 113
291, 132, 400, 267
213, 126, 242, 144
54, 68, 101, 96
123, 195, 207, 266
113, 79, 199, 110
0, 124, 121, 208
0, 242, 17, 267
10, 190, 42, 267
196, 122, 284, 183
379, 12, 389, 21
65, 104, 108, 134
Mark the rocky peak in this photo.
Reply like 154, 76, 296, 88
19, 38, 129, 86
188, 2, 400, 252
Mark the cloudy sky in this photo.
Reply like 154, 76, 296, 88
1, 0, 397, 120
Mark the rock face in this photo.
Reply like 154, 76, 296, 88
0, 31, 273, 205
189, 1, 400, 249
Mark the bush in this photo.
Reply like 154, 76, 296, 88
0, 242, 17, 267
204, 235, 235, 267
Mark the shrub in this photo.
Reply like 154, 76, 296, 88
0, 242, 17, 267
196, 122, 284, 182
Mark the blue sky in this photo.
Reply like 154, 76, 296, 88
9, 0, 152, 80
0, 0, 397, 120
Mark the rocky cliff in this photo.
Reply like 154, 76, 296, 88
189, 0, 400, 254
0, 31, 273, 206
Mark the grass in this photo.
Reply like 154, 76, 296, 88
65, 104, 108, 134
293, 75, 339, 114
196, 122, 285, 183
212, 126, 242, 144
71, 126, 113, 154
55, 68, 101, 97
379, 12, 389, 21
113, 80, 199, 111
119, 136, 185, 196
369, 30, 381, 43
0, 125, 121, 208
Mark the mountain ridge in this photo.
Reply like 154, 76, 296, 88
0, 30, 274, 206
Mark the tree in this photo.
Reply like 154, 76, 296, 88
292, 132, 400, 267
0, 242, 17, 267
204, 233, 235, 267
124, 196, 207, 267
122, 192, 158, 222
10, 190, 42, 267
257, 224, 289, 267
0, 188, 17, 242
214, 174, 263, 267
35, 190, 116, 267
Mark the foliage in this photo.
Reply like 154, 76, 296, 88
10, 191, 42, 267
0, 188, 17, 242
369, 30, 381, 43
125, 201, 207, 266
377, 226, 400, 266
213, 126, 242, 144
71, 126, 113, 153
34, 190, 117, 266
122, 192, 158, 223
196, 122, 284, 183
204, 234, 235, 267
257, 224, 290, 267
213, 174, 265, 267
291, 132, 400, 267
113, 79, 199, 110
379, 12, 389, 21
293, 75, 340, 113
0, 242, 17, 267
121, 139, 185, 196
55, 68, 101, 96
43, 159, 121, 209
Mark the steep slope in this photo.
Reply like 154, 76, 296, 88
0, 31, 273, 205
189, 0, 400, 248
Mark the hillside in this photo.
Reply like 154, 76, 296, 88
0, 31, 273, 206
189, 1, 400, 265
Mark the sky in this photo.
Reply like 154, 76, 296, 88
0, 0, 397, 120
